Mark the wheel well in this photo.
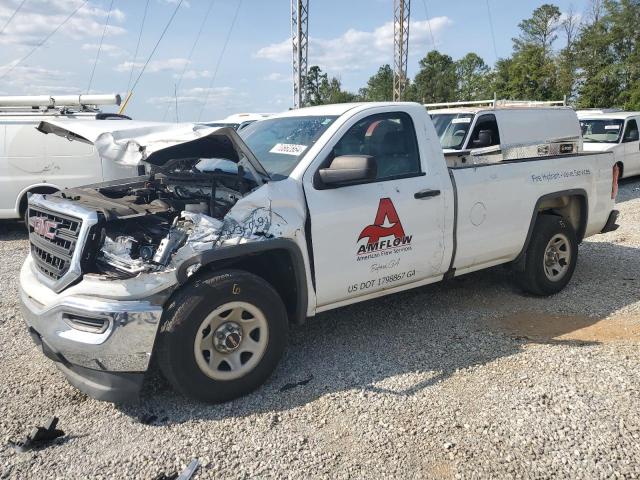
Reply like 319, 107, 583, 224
537, 194, 586, 241
196, 249, 301, 324
19, 186, 58, 217
616, 161, 624, 179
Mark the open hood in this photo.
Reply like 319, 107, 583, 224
36, 119, 270, 183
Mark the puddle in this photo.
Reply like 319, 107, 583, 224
490, 311, 640, 343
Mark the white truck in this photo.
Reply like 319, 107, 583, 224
577, 110, 640, 178
0, 94, 140, 221
19, 102, 620, 403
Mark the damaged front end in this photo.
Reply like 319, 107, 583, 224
72, 167, 289, 281
20, 120, 307, 401
29, 120, 295, 287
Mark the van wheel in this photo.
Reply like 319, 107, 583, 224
517, 215, 578, 296
156, 270, 288, 403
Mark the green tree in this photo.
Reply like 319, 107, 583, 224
455, 53, 493, 100
495, 3, 563, 101
359, 64, 394, 101
413, 50, 457, 103
304, 65, 357, 105
514, 3, 562, 55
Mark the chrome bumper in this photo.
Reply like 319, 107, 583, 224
19, 260, 166, 401
20, 287, 163, 373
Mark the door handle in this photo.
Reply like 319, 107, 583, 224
414, 189, 441, 199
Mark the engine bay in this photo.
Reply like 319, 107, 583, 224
61, 159, 261, 277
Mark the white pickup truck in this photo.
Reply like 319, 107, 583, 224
577, 110, 640, 178
19, 102, 620, 403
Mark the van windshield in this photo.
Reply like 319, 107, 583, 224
580, 119, 624, 143
239, 115, 337, 179
430, 113, 475, 149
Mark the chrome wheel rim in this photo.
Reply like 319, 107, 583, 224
194, 301, 268, 381
543, 233, 571, 281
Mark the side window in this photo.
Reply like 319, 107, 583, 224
622, 119, 639, 143
467, 114, 500, 149
332, 112, 421, 180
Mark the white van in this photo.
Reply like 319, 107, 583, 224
577, 111, 640, 179
427, 100, 581, 167
0, 94, 141, 220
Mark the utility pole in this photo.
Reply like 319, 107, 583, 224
291, 0, 309, 109
393, 0, 410, 101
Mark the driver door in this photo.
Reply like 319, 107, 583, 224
622, 118, 640, 176
303, 110, 447, 308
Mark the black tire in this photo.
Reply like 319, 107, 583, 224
516, 215, 578, 296
156, 269, 288, 403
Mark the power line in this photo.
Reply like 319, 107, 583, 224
126, 0, 150, 93
87, 0, 115, 93
420, 0, 436, 49
162, 0, 216, 121
0, 0, 28, 37
128, 0, 184, 95
0, 0, 89, 81
197, 0, 242, 122
485, 0, 499, 62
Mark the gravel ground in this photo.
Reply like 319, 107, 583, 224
1, 180, 639, 479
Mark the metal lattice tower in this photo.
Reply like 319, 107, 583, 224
393, 0, 410, 101
291, 0, 309, 109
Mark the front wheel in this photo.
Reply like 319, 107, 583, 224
156, 270, 288, 402
516, 215, 578, 296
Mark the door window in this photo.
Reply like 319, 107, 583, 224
331, 112, 421, 180
622, 119, 639, 143
466, 114, 500, 149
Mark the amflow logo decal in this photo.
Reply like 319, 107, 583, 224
357, 198, 412, 260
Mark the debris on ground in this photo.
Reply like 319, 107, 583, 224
152, 459, 200, 480
8, 417, 65, 453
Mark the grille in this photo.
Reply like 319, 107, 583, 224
28, 207, 83, 281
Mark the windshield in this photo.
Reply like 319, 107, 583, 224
430, 113, 475, 149
239, 115, 337, 179
580, 119, 624, 143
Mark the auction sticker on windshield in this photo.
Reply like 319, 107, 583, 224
451, 117, 471, 124
269, 143, 308, 156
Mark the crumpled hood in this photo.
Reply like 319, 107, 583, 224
36, 119, 269, 182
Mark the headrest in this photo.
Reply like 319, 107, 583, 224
381, 131, 406, 155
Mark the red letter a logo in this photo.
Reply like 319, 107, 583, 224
358, 198, 406, 244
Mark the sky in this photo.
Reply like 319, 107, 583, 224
0, 0, 589, 122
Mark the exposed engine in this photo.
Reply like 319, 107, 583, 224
59, 161, 260, 277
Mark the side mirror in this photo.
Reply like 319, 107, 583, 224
318, 155, 377, 187
472, 129, 492, 148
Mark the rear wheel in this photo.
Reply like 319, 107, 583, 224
156, 270, 288, 402
517, 215, 578, 296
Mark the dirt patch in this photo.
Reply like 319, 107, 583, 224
490, 311, 640, 343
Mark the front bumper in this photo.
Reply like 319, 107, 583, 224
20, 262, 165, 402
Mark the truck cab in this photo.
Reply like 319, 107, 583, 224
577, 110, 640, 178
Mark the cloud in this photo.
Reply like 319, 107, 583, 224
0, 0, 126, 47
146, 86, 247, 115
174, 69, 213, 80
255, 17, 452, 71
0, 61, 78, 94
264, 72, 289, 82
158, 0, 191, 7
115, 58, 190, 74
82, 43, 127, 58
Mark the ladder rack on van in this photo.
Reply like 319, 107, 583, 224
0, 94, 121, 113
425, 95, 567, 110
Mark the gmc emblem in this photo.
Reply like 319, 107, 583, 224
29, 217, 60, 240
